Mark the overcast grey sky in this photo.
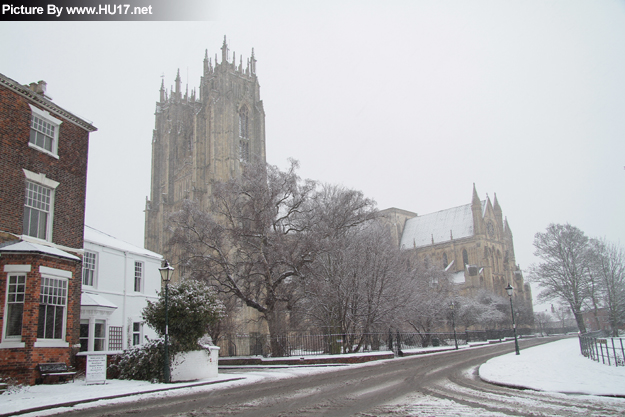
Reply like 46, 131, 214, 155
2, 0, 624, 309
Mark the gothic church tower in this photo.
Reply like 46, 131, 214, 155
145, 37, 266, 273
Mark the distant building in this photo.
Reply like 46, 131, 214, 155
144, 37, 266, 280
0, 73, 96, 384
79, 226, 162, 356
380, 185, 533, 305
583, 308, 624, 334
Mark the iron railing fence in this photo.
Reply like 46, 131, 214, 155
579, 335, 625, 367
215, 328, 538, 358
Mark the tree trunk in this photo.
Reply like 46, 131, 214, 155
266, 309, 287, 357
572, 309, 587, 333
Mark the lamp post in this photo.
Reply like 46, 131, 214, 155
159, 260, 174, 382
505, 283, 520, 355
450, 301, 458, 350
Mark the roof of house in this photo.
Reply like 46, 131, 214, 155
0, 240, 80, 261
0, 72, 97, 132
399, 201, 485, 249
81, 292, 118, 309
84, 225, 162, 259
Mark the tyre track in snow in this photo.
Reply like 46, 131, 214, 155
364, 365, 625, 416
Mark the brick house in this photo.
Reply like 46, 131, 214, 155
0, 73, 96, 385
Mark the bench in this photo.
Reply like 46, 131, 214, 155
37, 362, 76, 384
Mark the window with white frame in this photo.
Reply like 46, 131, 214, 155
132, 322, 143, 346
4, 274, 26, 339
134, 261, 143, 292
37, 276, 67, 340
23, 181, 52, 240
82, 251, 97, 286
22, 170, 59, 242
79, 320, 89, 351
93, 320, 106, 351
79, 319, 107, 351
28, 104, 61, 157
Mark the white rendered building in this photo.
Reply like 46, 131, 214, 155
79, 225, 162, 353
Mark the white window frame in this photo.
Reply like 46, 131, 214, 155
82, 251, 98, 287
93, 319, 106, 351
79, 317, 108, 352
0, 265, 31, 349
134, 261, 143, 292
34, 266, 71, 348
79, 319, 89, 352
132, 322, 143, 346
22, 169, 59, 243
28, 104, 61, 159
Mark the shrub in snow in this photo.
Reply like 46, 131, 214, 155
117, 280, 223, 382
142, 279, 224, 352
117, 337, 175, 382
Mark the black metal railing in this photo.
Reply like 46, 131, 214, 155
215, 328, 538, 358
579, 334, 625, 367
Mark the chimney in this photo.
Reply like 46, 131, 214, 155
29, 80, 47, 96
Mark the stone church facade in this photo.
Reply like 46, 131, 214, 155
380, 185, 532, 305
144, 40, 531, 337
144, 37, 266, 274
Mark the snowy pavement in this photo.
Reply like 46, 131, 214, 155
1, 337, 624, 416
480, 336, 625, 397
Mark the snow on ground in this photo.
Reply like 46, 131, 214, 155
1, 337, 623, 416
479, 337, 625, 396
0, 366, 346, 416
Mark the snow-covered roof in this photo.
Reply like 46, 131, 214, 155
81, 292, 118, 309
452, 271, 465, 284
0, 240, 80, 261
84, 225, 162, 259
400, 201, 485, 249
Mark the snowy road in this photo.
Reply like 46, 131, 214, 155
46, 338, 625, 417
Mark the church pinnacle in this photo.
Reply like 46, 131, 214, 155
221, 35, 229, 64
472, 183, 481, 207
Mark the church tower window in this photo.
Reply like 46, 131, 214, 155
462, 249, 469, 266
442, 253, 448, 268
239, 107, 249, 162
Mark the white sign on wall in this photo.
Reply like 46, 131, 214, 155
86, 354, 107, 385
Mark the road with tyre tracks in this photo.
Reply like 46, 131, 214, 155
51, 337, 625, 417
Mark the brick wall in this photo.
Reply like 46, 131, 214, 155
0, 86, 90, 249
0, 252, 82, 385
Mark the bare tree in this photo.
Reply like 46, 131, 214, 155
551, 303, 575, 332
170, 161, 374, 355
534, 311, 551, 336
304, 220, 409, 352
529, 223, 590, 333
454, 289, 506, 332
475, 289, 508, 329
404, 256, 455, 346
455, 296, 484, 330
590, 239, 625, 336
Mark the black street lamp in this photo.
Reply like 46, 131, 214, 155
450, 301, 458, 350
505, 283, 520, 355
159, 260, 175, 382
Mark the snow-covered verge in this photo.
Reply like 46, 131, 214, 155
479, 337, 625, 397
2, 337, 623, 416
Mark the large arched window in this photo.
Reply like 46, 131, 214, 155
462, 249, 469, 266
239, 108, 248, 139
238, 107, 249, 162
442, 253, 448, 269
